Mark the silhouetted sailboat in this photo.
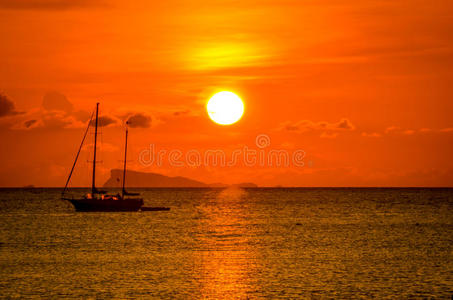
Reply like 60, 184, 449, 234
62, 103, 144, 212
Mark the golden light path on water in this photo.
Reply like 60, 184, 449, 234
194, 187, 258, 299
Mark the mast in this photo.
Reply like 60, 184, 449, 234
92, 102, 99, 196
121, 123, 128, 199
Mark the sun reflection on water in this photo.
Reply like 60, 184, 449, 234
194, 187, 259, 299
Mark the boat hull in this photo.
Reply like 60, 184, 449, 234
65, 198, 144, 212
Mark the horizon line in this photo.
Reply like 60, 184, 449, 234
2, 186, 453, 189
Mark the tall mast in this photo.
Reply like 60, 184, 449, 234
92, 102, 99, 195
121, 123, 128, 199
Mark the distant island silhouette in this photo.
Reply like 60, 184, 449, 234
103, 169, 258, 188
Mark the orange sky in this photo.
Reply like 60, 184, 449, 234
1, 0, 452, 187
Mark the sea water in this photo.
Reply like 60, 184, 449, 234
0, 188, 452, 298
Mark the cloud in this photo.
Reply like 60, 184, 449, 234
24, 119, 37, 128
115, 106, 191, 128
5, 91, 93, 130
72, 110, 91, 122
41, 110, 76, 128
375, 126, 453, 136
336, 119, 354, 130
42, 91, 73, 113
0, 93, 22, 117
173, 110, 190, 117
11, 110, 85, 130
0, 0, 106, 10
12, 91, 124, 130
90, 115, 117, 127
280, 118, 355, 133
126, 113, 152, 128
385, 126, 401, 134
320, 132, 338, 139
361, 132, 381, 137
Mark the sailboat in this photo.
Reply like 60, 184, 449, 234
62, 103, 144, 212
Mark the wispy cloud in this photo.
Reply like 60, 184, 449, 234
362, 126, 453, 137
361, 132, 381, 138
0, 0, 107, 10
279, 118, 355, 134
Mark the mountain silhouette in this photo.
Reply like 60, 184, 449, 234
103, 169, 258, 188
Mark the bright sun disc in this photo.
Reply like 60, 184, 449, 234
207, 91, 244, 125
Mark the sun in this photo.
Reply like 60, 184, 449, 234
207, 91, 244, 125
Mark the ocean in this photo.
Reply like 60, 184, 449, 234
0, 188, 452, 298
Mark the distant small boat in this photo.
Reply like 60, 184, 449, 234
62, 103, 144, 212
141, 207, 170, 212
